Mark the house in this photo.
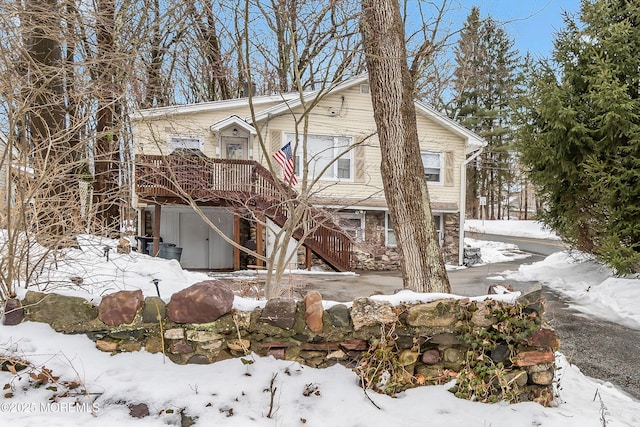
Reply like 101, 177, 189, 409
0, 131, 19, 222
130, 75, 486, 271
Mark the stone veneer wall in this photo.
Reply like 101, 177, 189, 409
352, 212, 460, 270
8, 281, 559, 406
442, 213, 460, 264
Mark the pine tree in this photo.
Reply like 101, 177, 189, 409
451, 8, 521, 220
520, 0, 640, 273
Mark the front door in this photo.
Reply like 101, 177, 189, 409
222, 136, 249, 160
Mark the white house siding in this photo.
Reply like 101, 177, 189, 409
133, 101, 283, 158
131, 79, 482, 268
253, 84, 466, 210
133, 87, 467, 212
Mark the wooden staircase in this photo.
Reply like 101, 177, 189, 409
135, 155, 352, 271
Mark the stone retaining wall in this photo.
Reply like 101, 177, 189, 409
5, 280, 558, 406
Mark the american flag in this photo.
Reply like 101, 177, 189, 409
272, 141, 298, 185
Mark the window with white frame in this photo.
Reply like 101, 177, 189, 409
337, 211, 365, 242
386, 213, 397, 247
285, 133, 353, 181
433, 214, 443, 244
169, 135, 204, 153
421, 151, 443, 183
386, 212, 443, 247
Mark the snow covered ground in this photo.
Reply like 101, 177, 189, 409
466, 220, 640, 331
466, 219, 561, 239
0, 221, 639, 426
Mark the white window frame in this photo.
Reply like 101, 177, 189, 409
168, 135, 204, 153
337, 211, 365, 242
421, 151, 444, 184
433, 213, 444, 245
386, 212, 444, 247
385, 212, 396, 248
285, 132, 353, 182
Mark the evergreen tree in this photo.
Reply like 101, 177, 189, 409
451, 8, 521, 219
520, 0, 640, 273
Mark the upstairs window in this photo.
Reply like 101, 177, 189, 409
169, 135, 204, 153
285, 133, 353, 181
421, 151, 443, 183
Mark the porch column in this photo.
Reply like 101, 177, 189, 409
152, 204, 161, 256
305, 246, 312, 270
256, 218, 264, 268
233, 212, 240, 270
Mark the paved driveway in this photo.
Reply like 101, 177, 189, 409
544, 289, 640, 399
301, 254, 545, 302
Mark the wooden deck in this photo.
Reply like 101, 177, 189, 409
134, 155, 352, 271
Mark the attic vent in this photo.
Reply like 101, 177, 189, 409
360, 84, 370, 95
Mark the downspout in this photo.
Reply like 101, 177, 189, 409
458, 146, 484, 266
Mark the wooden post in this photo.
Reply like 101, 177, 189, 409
305, 246, 312, 270
256, 219, 264, 267
233, 212, 240, 270
152, 204, 161, 256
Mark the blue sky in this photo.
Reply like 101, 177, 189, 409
454, 0, 582, 59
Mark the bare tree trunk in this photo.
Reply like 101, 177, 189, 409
143, 0, 166, 108
360, 0, 450, 293
272, 0, 294, 92
94, 0, 120, 234
23, 0, 80, 245
186, 0, 232, 101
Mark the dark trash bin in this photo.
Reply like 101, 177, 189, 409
158, 242, 176, 259
163, 246, 183, 262
146, 241, 172, 257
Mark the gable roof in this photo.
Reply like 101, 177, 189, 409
131, 75, 487, 153
248, 75, 370, 123
210, 115, 257, 135
131, 93, 300, 120
414, 101, 486, 153
247, 74, 486, 154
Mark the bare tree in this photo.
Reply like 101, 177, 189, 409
403, 0, 458, 110
243, 0, 365, 297
134, 0, 364, 298
184, 0, 232, 101
93, 0, 121, 234
0, 0, 139, 301
360, 0, 450, 293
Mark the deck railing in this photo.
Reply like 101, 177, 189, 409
135, 155, 352, 271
